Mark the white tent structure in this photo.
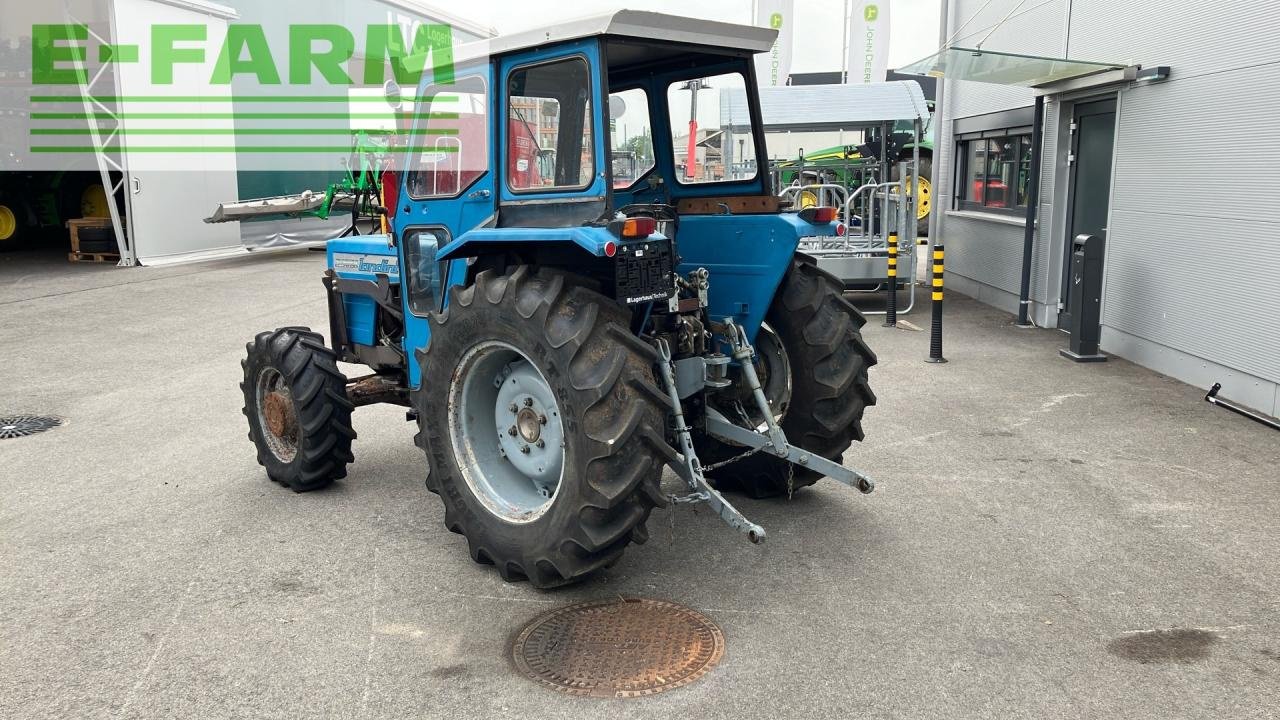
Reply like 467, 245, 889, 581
721, 81, 931, 132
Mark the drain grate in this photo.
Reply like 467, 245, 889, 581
512, 598, 725, 698
0, 415, 63, 439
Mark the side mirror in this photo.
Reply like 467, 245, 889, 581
383, 80, 404, 111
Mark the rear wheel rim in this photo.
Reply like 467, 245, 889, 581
0, 205, 16, 241
752, 323, 793, 431
716, 324, 792, 433
448, 341, 566, 524
81, 184, 110, 218
255, 368, 299, 463
915, 175, 932, 220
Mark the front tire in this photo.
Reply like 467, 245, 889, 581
241, 327, 356, 492
706, 258, 877, 498
415, 267, 668, 589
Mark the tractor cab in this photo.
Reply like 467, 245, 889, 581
370, 11, 845, 386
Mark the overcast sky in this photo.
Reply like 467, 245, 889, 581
447, 0, 943, 71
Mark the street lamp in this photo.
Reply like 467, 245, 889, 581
681, 79, 711, 181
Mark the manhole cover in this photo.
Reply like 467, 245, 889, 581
512, 598, 725, 698
0, 415, 62, 439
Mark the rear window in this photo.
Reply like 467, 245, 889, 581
667, 72, 757, 185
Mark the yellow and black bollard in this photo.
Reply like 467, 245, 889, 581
884, 233, 898, 327
926, 243, 948, 364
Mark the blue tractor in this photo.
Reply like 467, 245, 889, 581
241, 11, 878, 588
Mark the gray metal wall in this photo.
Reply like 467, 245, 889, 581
933, 0, 1064, 317
935, 0, 1280, 416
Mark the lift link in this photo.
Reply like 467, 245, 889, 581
709, 319, 876, 495
654, 338, 767, 544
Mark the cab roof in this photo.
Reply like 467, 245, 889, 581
451, 10, 778, 64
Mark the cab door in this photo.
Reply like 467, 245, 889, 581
398, 63, 496, 388
497, 40, 610, 227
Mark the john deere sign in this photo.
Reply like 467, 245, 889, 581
849, 1, 891, 84
753, 0, 794, 87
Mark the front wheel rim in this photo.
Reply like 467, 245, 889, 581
255, 367, 299, 463
448, 341, 566, 524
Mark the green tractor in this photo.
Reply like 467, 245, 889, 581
776, 124, 933, 235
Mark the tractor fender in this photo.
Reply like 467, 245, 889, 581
676, 212, 839, 341
436, 226, 625, 262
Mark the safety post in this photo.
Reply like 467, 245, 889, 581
884, 233, 899, 327
926, 243, 948, 364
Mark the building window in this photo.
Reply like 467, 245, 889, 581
955, 129, 1032, 215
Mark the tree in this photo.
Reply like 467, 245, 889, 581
623, 134, 654, 165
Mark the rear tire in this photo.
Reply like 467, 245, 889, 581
241, 327, 356, 492
705, 257, 877, 498
415, 267, 668, 589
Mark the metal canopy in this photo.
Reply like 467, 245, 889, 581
720, 81, 930, 132
898, 47, 1129, 89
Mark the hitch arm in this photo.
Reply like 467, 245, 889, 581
705, 411, 875, 494
718, 318, 875, 495
654, 339, 767, 544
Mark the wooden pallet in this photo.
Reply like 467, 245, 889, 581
67, 251, 121, 264
66, 218, 119, 264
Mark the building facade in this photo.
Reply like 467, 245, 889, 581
932, 0, 1280, 417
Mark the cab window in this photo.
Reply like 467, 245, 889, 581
609, 87, 655, 189
402, 228, 447, 316
408, 77, 488, 199
667, 72, 757, 185
507, 57, 594, 192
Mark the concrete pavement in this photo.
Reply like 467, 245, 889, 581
2, 248, 1277, 719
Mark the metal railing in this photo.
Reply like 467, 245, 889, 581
788, 163, 921, 316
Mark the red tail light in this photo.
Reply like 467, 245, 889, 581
621, 217, 657, 238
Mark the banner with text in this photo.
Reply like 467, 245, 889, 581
0, 2, 470, 171
849, 0, 892, 84
753, 0, 795, 87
